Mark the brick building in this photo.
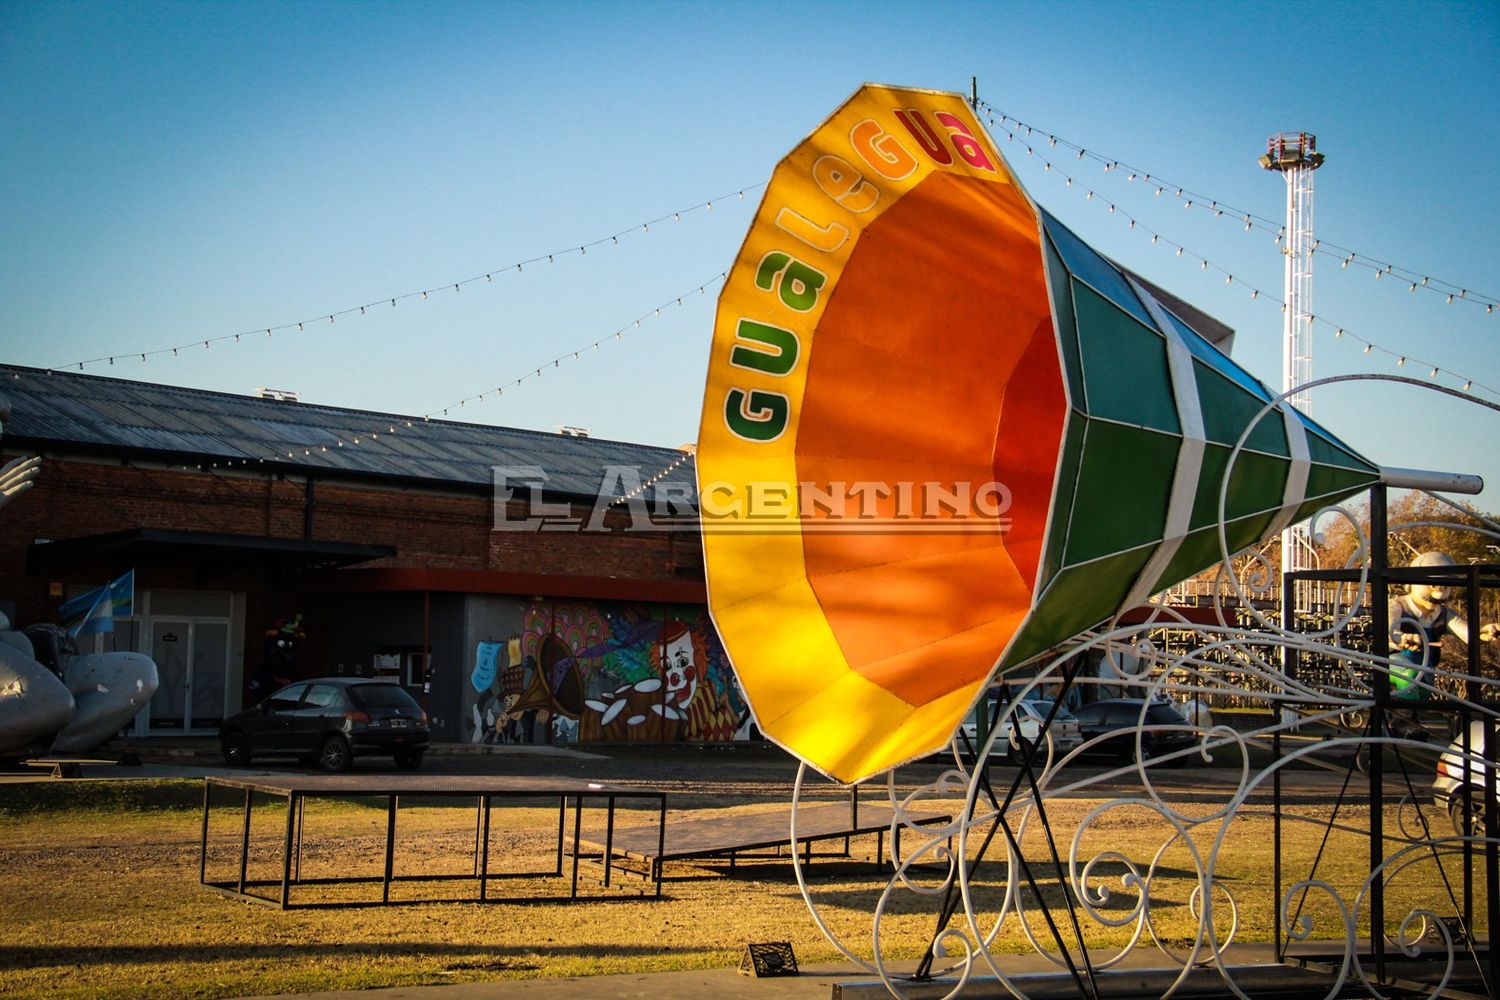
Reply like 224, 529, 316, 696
0, 363, 743, 745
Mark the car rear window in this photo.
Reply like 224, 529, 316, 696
303, 684, 342, 709
1073, 704, 1105, 724
269, 684, 308, 712
349, 684, 421, 710
1146, 704, 1187, 725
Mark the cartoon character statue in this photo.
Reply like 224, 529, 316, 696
20, 623, 157, 752
1388, 551, 1498, 700
248, 614, 304, 701
0, 392, 157, 756
0, 611, 74, 755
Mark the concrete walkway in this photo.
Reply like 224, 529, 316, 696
239, 946, 1344, 999
240, 964, 868, 1000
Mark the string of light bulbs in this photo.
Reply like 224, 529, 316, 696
973, 99, 1499, 313
160, 271, 726, 471
608, 446, 696, 507
41, 107, 1495, 384
981, 123, 1500, 402
251, 271, 728, 463
49, 184, 763, 374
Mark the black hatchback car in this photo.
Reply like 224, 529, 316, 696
220, 678, 430, 771
1072, 698, 1196, 764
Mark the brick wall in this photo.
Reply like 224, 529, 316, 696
1, 451, 703, 628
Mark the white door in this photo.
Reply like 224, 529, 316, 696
146, 619, 191, 732
189, 621, 230, 731
145, 619, 231, 733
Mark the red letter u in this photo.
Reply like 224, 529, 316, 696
893, 109, 952, 165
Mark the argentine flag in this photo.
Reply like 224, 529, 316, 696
58, 570, 135, 638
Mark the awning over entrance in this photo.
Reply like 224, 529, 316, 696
28, 529, 396, 576
318, 567, 706, 604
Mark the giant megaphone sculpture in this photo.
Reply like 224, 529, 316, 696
696, 84, 1378, 783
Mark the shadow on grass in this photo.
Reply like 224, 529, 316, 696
775, 881, 1192, 915
665, 856, 1212, 886
0, 779, 203, 815
0, 940, 701, 972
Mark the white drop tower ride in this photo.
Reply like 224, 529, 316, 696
1261, 132, 1325, 604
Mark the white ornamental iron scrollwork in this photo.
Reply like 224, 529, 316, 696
783, 376, 1499, 999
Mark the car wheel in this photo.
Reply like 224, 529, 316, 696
1449, 789, 1487, 838
317, 734, 352, 773
1008, 736, 1034, 765
394, 748, 424, 771
222, 731, 252, 767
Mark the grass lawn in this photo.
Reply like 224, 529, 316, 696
0, 778, 1486, 998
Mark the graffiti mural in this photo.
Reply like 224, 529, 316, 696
511, 600, 744, 745
468, 638, 545, 744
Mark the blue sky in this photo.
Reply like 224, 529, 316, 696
3, 0, 1497, 513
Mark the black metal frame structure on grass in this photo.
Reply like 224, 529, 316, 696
198, 773, 667, 907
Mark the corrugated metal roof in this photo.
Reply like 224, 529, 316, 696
0, 364, 697, 504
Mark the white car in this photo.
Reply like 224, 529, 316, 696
1433, 720, 1499, 837
958, 699, 1082, 763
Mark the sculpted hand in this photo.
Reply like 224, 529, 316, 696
0, 455, 41, 509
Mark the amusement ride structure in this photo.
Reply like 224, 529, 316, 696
1262, 131, 1326, 608
699, 84, 1499, 998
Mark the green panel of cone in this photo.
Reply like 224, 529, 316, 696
1197, 446, 1288, 527
1193, 361, 1289, 454
1005, 211, 1381, 671
1074, 282, 1180, 434
1063, 421, 1178, 564
1045, 236, 1088, 408
1004, 544, 1158, 669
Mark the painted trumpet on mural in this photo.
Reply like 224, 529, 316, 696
696, 84, 1379, 784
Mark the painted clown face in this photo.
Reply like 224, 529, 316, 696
659, 628, 698, 709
